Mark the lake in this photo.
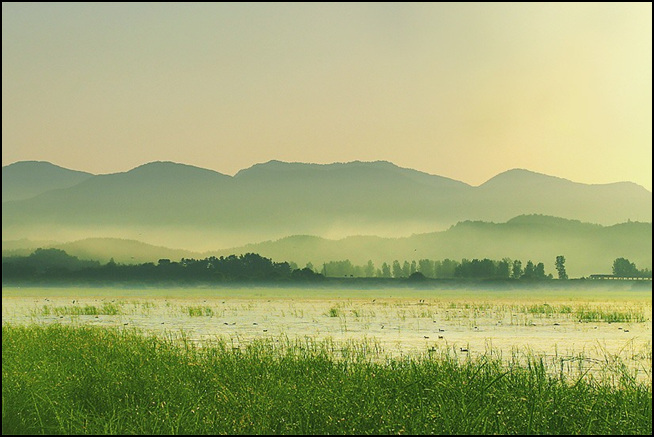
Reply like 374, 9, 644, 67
3, 285, 651, 380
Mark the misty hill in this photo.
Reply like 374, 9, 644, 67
4, 215, 649, 278
469, 169, 651, 223
1, 238, 204, 265
2, 161, 93, 201
2, 160, 651, 250
211, 215, 651, 278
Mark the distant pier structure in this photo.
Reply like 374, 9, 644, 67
588, 274, 652, 281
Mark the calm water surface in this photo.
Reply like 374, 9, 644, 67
3, 286, 651, 379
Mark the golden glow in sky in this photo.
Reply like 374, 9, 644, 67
2, 3, 652, 190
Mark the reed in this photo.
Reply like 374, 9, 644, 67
2, 324, 651, 435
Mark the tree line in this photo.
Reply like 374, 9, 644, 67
319, 258, 553, 279
2, 249, 650, 283
1, 249, 323, 283
318, 256, 650, 280
612, 257, 652, 278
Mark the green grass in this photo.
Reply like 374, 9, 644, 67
2, 324, 651, 435
576, 307, 646, 323
327, 306, 341, 317
32, 302, 123, 317
186, 306, 214, 317
527, 303, 556, 315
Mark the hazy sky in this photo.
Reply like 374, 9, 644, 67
2, 3, 652, 190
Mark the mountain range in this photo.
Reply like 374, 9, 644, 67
220, 215, 651, 278
2, 160, 652, 261
2, 161, 94, 202
2, 215, 650, 278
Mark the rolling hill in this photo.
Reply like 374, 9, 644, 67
2, 161, 93, 202
2, 160, 651, 252
212, 215, 651, 278
3, 215, 650, 278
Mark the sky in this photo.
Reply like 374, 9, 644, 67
2, 3, 652, 190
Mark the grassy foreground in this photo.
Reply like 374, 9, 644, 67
2, 324, 651, 435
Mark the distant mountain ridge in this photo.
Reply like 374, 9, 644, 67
2, 160, 651, 251
214, 215, 651, 277
2, 161, 94, 202
1, 237, 203, 265
3, 215, 650, 278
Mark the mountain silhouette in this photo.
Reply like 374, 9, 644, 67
3, 215, 649, 278
2, 161, 93, 202
2, 160, 651, 250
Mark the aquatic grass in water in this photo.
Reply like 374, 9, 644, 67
186, 306, 214, 317
327, 306, 341, 317
33, 302, 123, 317
576, 307, 646, 323
527, 303, 555, 315
2, 324, 651, 435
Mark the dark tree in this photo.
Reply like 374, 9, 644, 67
381, 262, 392, 278
364, 260, 375, 278
534, 262, 546, 279
496, 258, 511, 279
322, 259, 356, 277
407, 271, 426, 281
512, 260, 522, 279
522, 261, 535, 279
392, 260, 404, 278
291, 267, 325, 281
402, 261, 411, 278
454, 258, 496, 279
612, 258, 638, 277
418, 259, 434, 278
555, 255, 568, 279
436, 259, 459, 278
